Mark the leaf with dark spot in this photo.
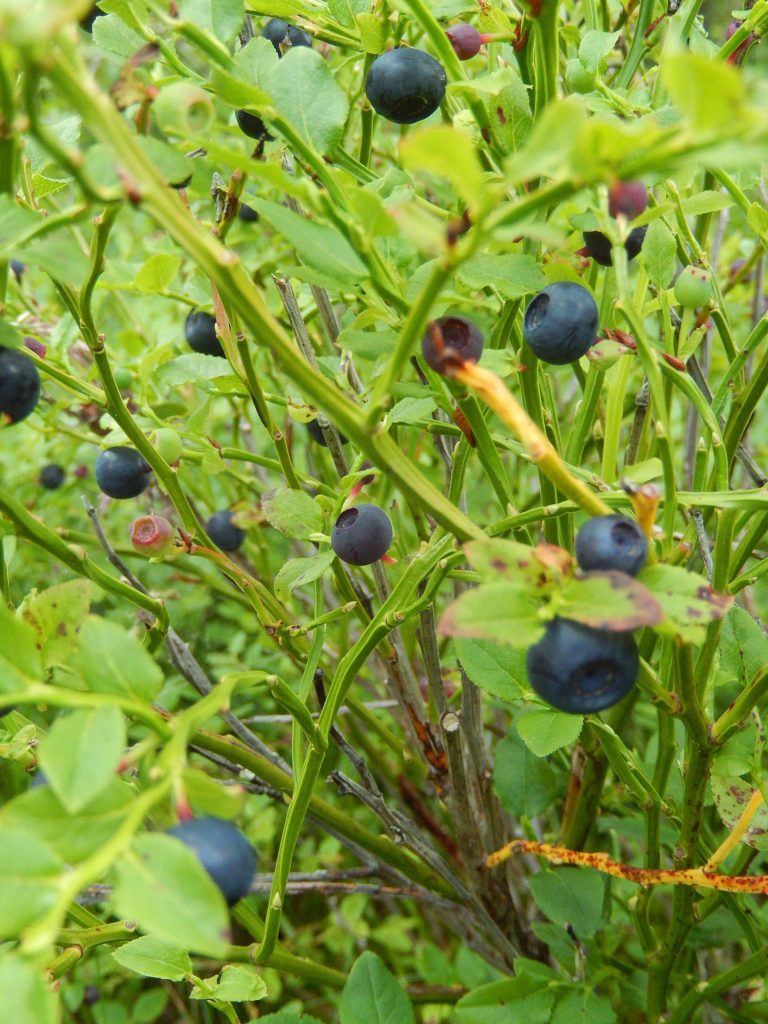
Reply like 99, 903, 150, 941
638, 564, 734, 642
555, 571, 663, 631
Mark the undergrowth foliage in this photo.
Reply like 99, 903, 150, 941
0, 1, 767, 1022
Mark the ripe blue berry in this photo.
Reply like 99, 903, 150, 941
575, 514, 648, 577
583, 226, 647, 267
526, 617, 639, 714
235, 109, 271, 142
168, 817, 257, 906
238, 201, 260, 223
261, 18, 311, 55
0, 346, 41, 425
185, 310, 225, 358
206, 510, 246, 552
446, 23, 483, 60
523, 282, 598, 365
80, 4, 105, 32
10, 260, 25, 282
95, 447, 151, 499
421, 316, 484, 375
40, 464, 66, 490
365, 49, 447, 125
306, 419, 348, 447
332, 504, 393, 566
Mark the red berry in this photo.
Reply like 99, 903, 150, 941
446, 23, 482, 60
608, 180, 648, 220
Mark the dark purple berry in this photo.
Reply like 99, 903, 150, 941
331, 504, 393, 566
421, 316, 484, 375
523, 283, 598, 365
40, 464, 66, 490
206, 510, 246, 552
526, 617, 639, 714
95, 447, 151, 500
575, 514, 648, 577
235, 109, 271, 142
365, 49, 447, 125
185, 310, 225, 358
168, 817, 257, 906
238, 201, 260, 223
583, 225, 648, 267
0, 347, 41, 425
306, 419, 348, 447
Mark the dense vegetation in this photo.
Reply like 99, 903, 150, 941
0, 1, 767, 1022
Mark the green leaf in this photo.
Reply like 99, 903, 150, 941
0, 830, 63, 936
455, 638, 527, 703
389, 396, 435, 424
79, 617, 164, 702
355, 12, 387, 53
747, 202, 768, 240
328, 0, 368, 26
339, 951, 414, 1024
19, 580, 92, 672
183, 768, 245, 820
718, 606, 768, 686
176, 0, 244, 44
711, 775, 768, 851
551, 989, 617, 1024
262, 487, 324, 540
267, 47, 349, 155
0, 954, 57, 1024
254, 199, 367, 289
199, 964, 268, 1002
112, 935, 193, 981
37, 705, 126, 813
517, 709, 583, 757
255, 1014, 323, 1024
235, 35, 280, 90
400, 125, 485, 214
134, 254, 181, 293
438, 583, 542, 646
641, 218, 677, 290
638, 564, 733, 642
457, 254, 548, 300
505, 97, 587, 184
160, 354, 237, 387
578, 30, 620, 73
274, 550, 336, 602
91, 13, 146, 59
112, 834, 230, 958
661, 53, 746, 131
529, 867, 604, 938
455, 972, 555, 1024
0, 779, 134, 864
0, 604, 43, 695
555, 571, 663, 631
493, 730, 557, 817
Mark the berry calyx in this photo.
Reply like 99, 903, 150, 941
421, 317, 484, 375
167, 817, 257, 906
0, 346, 41, 425
575, 514, 648, 577
446, 23, 483, 60
674, 266, 713, 309
331, 504, 393, 566
523, 282, 598, 365
184, 310, 225, 358
526, 617, 639, 714
365, 49, 447, 125
206, 510, 246, 552
39, 464, 66, 490
95, 447, 152, 499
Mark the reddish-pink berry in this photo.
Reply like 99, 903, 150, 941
130, 514, 176, 556
608, 181, 648, 220
446, 23, 482, 60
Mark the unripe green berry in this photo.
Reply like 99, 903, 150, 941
154, 428, 183, 465
674, 266, 713, 308
154, 82, 215, 137
566, 60, 596, 94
